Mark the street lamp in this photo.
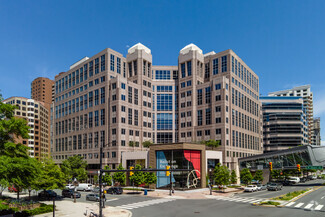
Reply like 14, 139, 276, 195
72, 178, 78, 203
209, 168, 213, 195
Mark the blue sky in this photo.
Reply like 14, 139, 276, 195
1, 0, 325, 144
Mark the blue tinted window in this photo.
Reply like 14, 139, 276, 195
156, 113, 173, 130
155, 70, 171, 80
157, 94, 172, 111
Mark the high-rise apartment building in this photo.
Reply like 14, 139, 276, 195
31, 77, 54, 157
269, 85, 313, 144
312, 117, 321, 146
4, 97, 50, 160
52, 43, 263, 172
260, 96, 308, 152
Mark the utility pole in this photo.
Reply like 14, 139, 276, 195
99, 144, 103, 217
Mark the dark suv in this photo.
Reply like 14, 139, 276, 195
107, 187, 123, 195
62, 189, 81, 198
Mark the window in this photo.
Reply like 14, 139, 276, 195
101, 55, 105, 71
121, 83, 126, 89
216, 128, 221, 134
157, 113, 173, 130
213, 58, 219, 75
95, 58, 99, 74
157, 94, 172, 111
110, 54, 115, 71
155, 70, 171, 80
187, 61, 192, 76
197, 89, 203, 105
215, 83, 221, 90
181, 63, 186, 78
187, 80, 192, 86
222, 55, 227, 72
128, 108, 132, 125
205, 87, 211, 104
216, 95, 221, 101
128, 87, 132, 103
205, 63, 210, 79
215, 106, 221, 112
206, 108, 211, 125
181, 82, 185, 88
205, 130, 210, 136
117, 57, 121, 74
121, 94, 126, 101
198, 110, 203, 126
100, 87, 105, 104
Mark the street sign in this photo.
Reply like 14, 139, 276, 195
306, 166, 323, 170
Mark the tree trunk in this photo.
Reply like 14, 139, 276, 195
17, 187, 20, 200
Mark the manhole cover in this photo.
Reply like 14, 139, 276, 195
194, 211, 200, 214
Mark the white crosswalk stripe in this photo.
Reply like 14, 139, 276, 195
116, 198, 176, 210
295, 203, 304, 208
284, 201, 325, 211
304, 203, 313, 209
315, 205, 324, 210
207, 195, 263, 204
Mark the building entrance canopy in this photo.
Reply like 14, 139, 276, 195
239, 145, 325, 170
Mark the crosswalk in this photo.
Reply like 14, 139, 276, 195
206, 195, 264, 204
285, 201, 325, 211
115, 198, 176, 210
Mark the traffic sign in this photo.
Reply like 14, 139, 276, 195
306, 166, 323, 170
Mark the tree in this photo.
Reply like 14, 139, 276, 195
129, 164, 145, 187
61, 155, 88, 182
102, 165, 112, 186
142, 141, 153, 148
33, 158, 66, 190
0, 157, 9, 197
94, 175, 99, 185
230, 170, 237, 184
214, 163, 230, 192
129, 141, 134, 147
144, 167, 157, 188
201, 140, 220, 148
254, 170, 264, 183
240, 169, 253, 186
113, 164, 126, 186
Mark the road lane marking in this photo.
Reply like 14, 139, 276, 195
315, 205, 324, 210
286, 202, 295, 207
304, 204, 313, 209
295, 203, 304, 208
321, 196, 325, 199
105, 198, 118, 202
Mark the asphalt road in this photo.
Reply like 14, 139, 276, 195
236, 179, 322, 199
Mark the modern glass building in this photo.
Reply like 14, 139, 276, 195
239, 145, 325, 170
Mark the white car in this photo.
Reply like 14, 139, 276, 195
244, 185, 258, 192
65, 184, 75, 189
289, 177, 300, 184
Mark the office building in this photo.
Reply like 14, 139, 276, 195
3, 97, 50, 160
31, 77, 55, 157
260, 96, 308, 152
52, 43, 263, 172
312, 117, 321, 146
269, 85, 313, 144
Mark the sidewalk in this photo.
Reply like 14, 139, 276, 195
36, 200, 132, 217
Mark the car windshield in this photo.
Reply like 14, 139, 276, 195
270, 183, 277, 186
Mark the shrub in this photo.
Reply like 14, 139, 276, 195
23, 204, 53, 216
260, 201, 280, 206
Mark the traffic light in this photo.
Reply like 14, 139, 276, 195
129, 166, 134, 176
269, 162, 273, 171
297, 164, 301, 172
166, 165, 170, 176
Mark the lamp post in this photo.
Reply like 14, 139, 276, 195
209, 168, 212, 195
72, 178, 78, 203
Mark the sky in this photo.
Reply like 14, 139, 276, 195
1, 0, 325, 144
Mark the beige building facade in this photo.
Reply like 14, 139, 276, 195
4, 97, 49, 160
52, 43, 263, 171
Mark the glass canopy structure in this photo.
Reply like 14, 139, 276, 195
239, 145, 325, 170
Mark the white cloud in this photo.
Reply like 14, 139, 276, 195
314, 93, 325, 117
321, 141, 325, 146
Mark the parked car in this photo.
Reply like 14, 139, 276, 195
299, 177, 307, 183
244, 185, 258, 192
62, 189, 81, 198
267, 183, 282, 191
307, 175, 317, 180
65, 184, 75, 189
256, 184, 267, 190
86, 194, 100, 201
76, 183, 93, 191
92, 187, 100, 193
38, 190, 57, 198
107, 187, 123, 195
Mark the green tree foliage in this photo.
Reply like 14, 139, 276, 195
129, 141, 134, 147
61, 155, 88, 182
33, 158, 66, 190
240, 168, 253, 186
94, 175, 99, 184
254, 170, 264, 183
113, 164, 126, 186
144, 167, 157, 187
201, 140, 220, 148
142, 141, 153, 148
230, 170, 237, 184
129, 164, 145, 187
102, 165, 112, 186
214, 163, 230, 191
